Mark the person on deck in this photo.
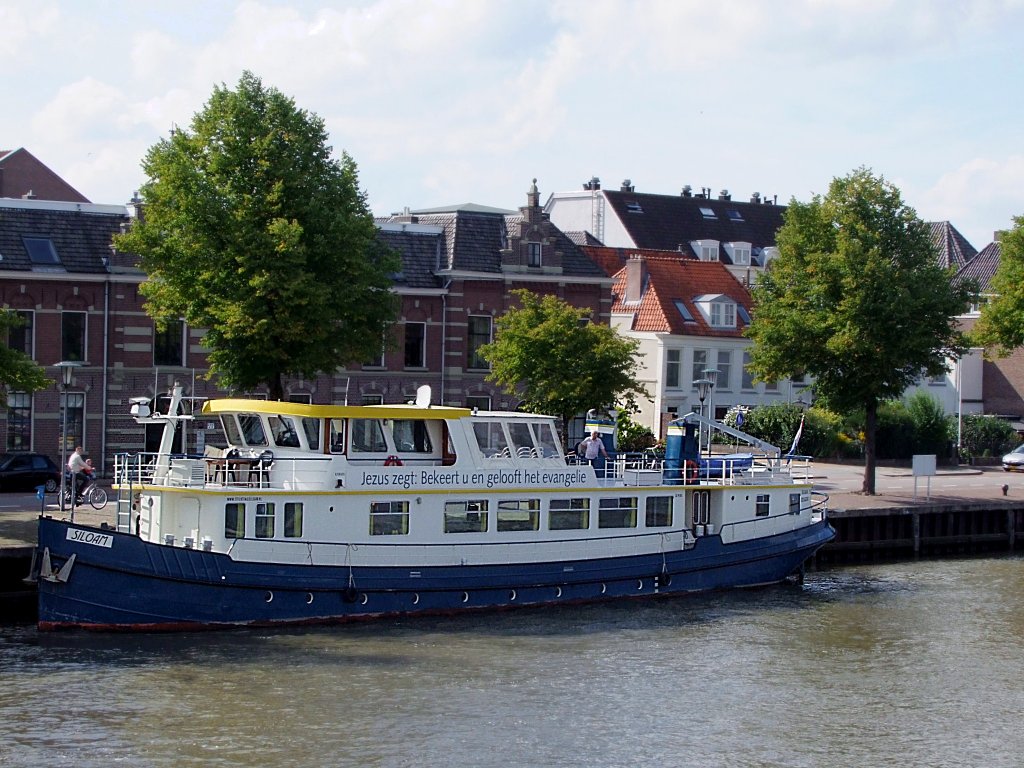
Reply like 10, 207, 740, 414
579, 431, 609, 477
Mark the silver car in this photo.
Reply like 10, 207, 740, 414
1003, 444, 1024, 471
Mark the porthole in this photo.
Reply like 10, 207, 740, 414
509, 590, 517, 601
637, 579, 643, 590
555, 586, 562, 598
360, 593, 368, 605
412, 593, 420, 605
461, 591, 470, 603
600, 583, 607, 595
305, 593, 314, 605
264, 591, 273, 603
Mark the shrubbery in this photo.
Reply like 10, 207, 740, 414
958, 414, 1018, 460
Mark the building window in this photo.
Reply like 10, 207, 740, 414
60, 392, 85, 452
598, 497, 638, 529
370, 501, 410, 535
361, 394, 384, 406
755, 494, 770, 517
692, 349, 708, 388
708, 301, 736, 328
363, 334, 385, 368
527, 242, 542, 267
645, 496, 673, 527
22, 237, 64, 270
694, 239, 719, 261
284, 502, 303, 537
666, 349, 681, 389
154, 319, 185, 367
6, 393, 32, 451
61, 311, 86, 362
7, 310, 34, 358
732, 246, 750, 265
255, 502, 276, 538
742, 352, 756, 391
444, 500, 489, 533
497, 499, 540, 531
224, 503, 245, 539
548, 498, 590, 530
404, 322, 426, 368
716, 351, 732, 392
466, 395, 491, 411
467, 315, 492, 370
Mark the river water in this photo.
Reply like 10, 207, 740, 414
2, 557, 1023, 768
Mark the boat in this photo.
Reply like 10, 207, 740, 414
33, 385, 834, 631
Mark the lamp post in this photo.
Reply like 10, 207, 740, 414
695, 378, 712, 458
56, 361, 83, 517
701, 367, 719, 457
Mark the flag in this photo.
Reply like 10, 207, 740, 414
787, 415, 805, 457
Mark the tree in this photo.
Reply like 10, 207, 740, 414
0, 310, 48, 406
479, 290, 648, 446
746, 168, 974, 493
971, 215, 1024, 355
115, 71, 399, 399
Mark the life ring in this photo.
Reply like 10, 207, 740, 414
384, 455, 403, 466
685, 460, 698, 483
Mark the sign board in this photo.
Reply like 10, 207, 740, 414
912, 454, 936, 476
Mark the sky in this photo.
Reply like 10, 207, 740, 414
3, 0, 1023, 250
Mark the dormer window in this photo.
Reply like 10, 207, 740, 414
694, 294, 737, 328
693, 239, 719, 262
527, 242, 542, 268
727, 241, 751, 265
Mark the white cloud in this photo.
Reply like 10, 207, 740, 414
919, 156, 1024, 247
0, 2, 60, 60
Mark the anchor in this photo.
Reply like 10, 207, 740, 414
38, 548, 77, 584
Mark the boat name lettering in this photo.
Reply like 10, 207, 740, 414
227, 496, 264, 502
66, 528, 114, 548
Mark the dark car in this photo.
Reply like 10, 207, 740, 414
0, 452, 61, 492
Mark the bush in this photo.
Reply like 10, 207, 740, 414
906, 391, 952, 456
615, 412, 656, 452
959, 415, 1019, 460
730, 403, 844, 458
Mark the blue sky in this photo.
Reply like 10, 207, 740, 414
3, 0, 1022, 249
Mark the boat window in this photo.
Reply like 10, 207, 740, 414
284, 502, 303, 537
255, 502, 276, 538
789, 493, 801, 515
392, 420, 432, 453
444, 500, 489, 533
473, 421, 509, 458
220, 415, 242, 447
351, 419, 388, 453
497, 499, 540, 531
369, 501, 409, 535
756, 494, 770, 517
531, 422, 562, 459
301, 418, 321, 451
598, 497, 638, 529
548, 498, 590, 530
269, 415, 300, 448
329, 419, 345, 454
645, 496, 673, 527
225, 503, 245, 538
238, 414, 268, 446
508, 422, 534, 458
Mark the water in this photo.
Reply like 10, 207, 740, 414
3, 557, 1024, 768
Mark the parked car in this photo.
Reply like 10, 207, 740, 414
0, 452, 61, 492
1002, 444, 1024, 472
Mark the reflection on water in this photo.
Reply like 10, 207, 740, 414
3, 557, 1024, 767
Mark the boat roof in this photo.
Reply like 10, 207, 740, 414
202, 399, 471, 421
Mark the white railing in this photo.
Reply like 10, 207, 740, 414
113, 452, 332, 491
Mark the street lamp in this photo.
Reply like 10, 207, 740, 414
56, 361, 83, 517
695, 378, 712, 458
701, 367, 719, 456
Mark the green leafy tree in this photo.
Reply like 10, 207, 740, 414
747, 168, 974, 493
0, 311, 48, 406
480, 289, 648, 446
971, 215, 1024, 355
115, 72, 399, 399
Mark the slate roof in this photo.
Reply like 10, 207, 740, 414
383, 209, 607, 278
608, 254, 752, 338
0, 200, 126, 274
956, 240, 1001, 291
377, 227, 443, 289
563, 230, 604, 247
928, 221, 977, 270
602, 190, 786, 264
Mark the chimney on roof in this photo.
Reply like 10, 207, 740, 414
621, 179, 634, 193
583, 176, 601, 191
681, 185, 692, 197
750, 192, 761, 204
625, 253, 646, 303
21, 189, 36, 200
718, 189, 730, 201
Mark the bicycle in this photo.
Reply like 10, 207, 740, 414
62, 474, 108, 510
